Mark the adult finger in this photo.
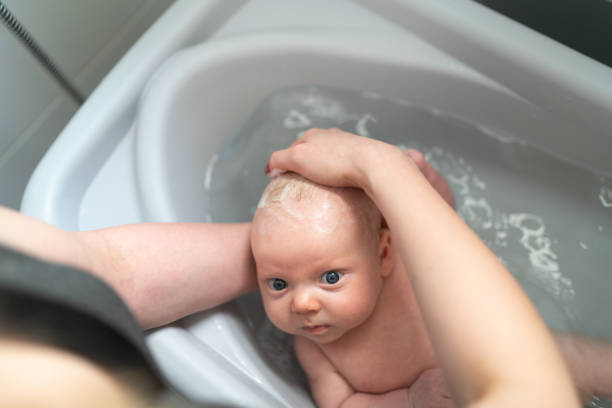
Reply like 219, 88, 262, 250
288, 127, 324, 148
267, 146, 299, 176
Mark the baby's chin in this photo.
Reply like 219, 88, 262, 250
297, 328, 346, 345
270, 322, 342, 344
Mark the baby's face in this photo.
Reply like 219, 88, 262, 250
251, 199, 390, 344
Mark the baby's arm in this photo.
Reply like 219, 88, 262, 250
0, 206, 257, 328
294, 336, 355, 408
296, 337, 453, 408
270, 128, 579, 407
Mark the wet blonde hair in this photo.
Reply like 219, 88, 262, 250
257, 172, 382, 238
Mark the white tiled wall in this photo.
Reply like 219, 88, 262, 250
0, 0, 175, 209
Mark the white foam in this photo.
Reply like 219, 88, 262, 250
203, 153, 218, 192
448, 173, 470, 195
257, 188, 270, 209
509, 213, 559, 273
474, 124, 527, 146
599, 186, 612, 208
472, 175, 486, 190
461, 197, 493, 229
257, 183, 347, 236
299, 91, 356, 122
430, 145, 575, 300
283, 109, 311, 129
355, 113, 376, 137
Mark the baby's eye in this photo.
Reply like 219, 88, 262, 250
268, 278, 288, 291
321, 271, 342, 285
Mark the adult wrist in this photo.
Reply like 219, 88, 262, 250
360, 142, 416, 200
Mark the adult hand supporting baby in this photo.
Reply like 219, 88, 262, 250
268, 128, 405, 196
268, 128, 579, 407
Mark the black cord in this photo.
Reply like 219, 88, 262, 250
0, 1, 85, 104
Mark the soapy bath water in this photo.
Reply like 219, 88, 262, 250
203, 86, 612, 405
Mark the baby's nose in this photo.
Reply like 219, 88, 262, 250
291, 289, 320, 314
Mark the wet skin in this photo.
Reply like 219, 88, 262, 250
251, 195, 442, 397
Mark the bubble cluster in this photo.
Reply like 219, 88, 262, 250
283, 110, 311, 129
281, 89, 379, 140
296, 90, 357, 122
355, 113, 377, 137
421, 146, 575, 300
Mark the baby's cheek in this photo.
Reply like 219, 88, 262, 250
262, 298, 295, 334
336, 292, 377, 327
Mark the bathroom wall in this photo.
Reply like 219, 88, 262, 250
475, 0, 612, 68
0, 0, 175, 209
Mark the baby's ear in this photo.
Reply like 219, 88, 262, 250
378, 228, 393, 278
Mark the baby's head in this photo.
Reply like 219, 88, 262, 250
251, 173, 393, 344
255, 172, 382, 238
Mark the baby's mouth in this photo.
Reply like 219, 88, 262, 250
303, 325, 330, 335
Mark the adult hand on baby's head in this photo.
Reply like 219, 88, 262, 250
267, 128, 405, 191
267, 128, 455, 208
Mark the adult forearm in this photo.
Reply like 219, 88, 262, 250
364, 156, 578, 406
0, 207, 257, 329
0, 206, 92, 271
79, 222, 257, 329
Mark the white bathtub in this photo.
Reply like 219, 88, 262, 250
22, 0, 612, 406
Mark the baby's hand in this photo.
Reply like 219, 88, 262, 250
267, 128, 409, 192
407, 368, 455, 408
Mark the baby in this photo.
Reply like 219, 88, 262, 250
251, 151, 612, 407
251, 154, 455, 407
